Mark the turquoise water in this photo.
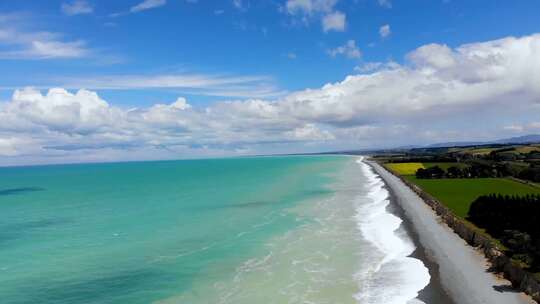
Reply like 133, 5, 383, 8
0, 156, 350, 304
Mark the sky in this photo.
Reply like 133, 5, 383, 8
0, 0, 540, 165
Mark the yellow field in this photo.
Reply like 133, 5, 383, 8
385, 162, 425, 175
515, 146, 540, 153
467, 148, 496, 155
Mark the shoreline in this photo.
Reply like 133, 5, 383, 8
367, 160, 536, 304
383, 179, 455, 304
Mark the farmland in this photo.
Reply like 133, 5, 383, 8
372, 142, 540, 283
403, 176, 540, 218
385, 162, 466, 175
385, 162, 424, 175
421, 162, 468, 170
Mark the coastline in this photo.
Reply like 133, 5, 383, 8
367, 160, 536, 304
383, 179, 455, 304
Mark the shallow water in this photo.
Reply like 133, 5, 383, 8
0, 156, 430, 303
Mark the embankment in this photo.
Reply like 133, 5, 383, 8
368, 160, 537, 304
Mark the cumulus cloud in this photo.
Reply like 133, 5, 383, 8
322, 11, 346, 32
357, 61, 399, 73
61, 0, 94, 16
354, 62, 383, 73
285, 0, 338, 15
170, 97, 192, 110
379, 24, 391, 38
4, 88, 119, 134
2, 33, 540, 165
284, 0, 345, 33
328, 40, 361, 58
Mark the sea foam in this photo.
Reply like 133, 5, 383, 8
354, 157, 430, 304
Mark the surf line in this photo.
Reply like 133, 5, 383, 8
353, 157, 430, 304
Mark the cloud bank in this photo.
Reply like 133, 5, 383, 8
1, 33, 540, 165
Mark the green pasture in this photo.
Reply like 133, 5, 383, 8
403, 176, 540, 218
422, 162, 468, 170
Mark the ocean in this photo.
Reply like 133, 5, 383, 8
0, 156, 432, 304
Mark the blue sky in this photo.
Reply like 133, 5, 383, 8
2, 0, 539, 105
1, 0, 540, 165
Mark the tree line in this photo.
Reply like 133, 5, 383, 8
415, 163, 511, 179
415, 163, 540, 182
468, 194, 540, 271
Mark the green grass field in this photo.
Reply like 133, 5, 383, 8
403, 176, 540, 218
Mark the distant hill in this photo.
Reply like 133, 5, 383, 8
314, 134, 540, 156
427, 141, 483, 148
427, 134, 540, 148
494, 134, 540, 144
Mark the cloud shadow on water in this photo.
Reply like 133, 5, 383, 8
3, 268, 189, 304
0, 187, 44, 196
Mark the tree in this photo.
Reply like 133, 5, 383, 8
468, 194, 540, 270
446, 166, 463, 178
416, 166, 445, 179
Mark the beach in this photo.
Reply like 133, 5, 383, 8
368, 160, 536, 304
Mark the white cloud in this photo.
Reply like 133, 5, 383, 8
30, 40, 88, 58
286, 0, 338, 15
0, 24, 91, 60
354, 62, 382, 73
379, 24, 391, 38
52, 72, 283, 98
322, 11, 346, 32
378, 0, 392, 8
130, 0, 167, 13
232, 0, 243, 9
504, 122, 540, 133
171, 97, 192, 110
61, 0, 94, 16
0, 39, 89, 59
407, 43, 456, 69
0, 137, 30, 156
287, 52, 297, 59
503, 125, 524, 132
284, 0, 345, 33
286, 124, 335, 140
328, 40, 361, 58
6, 87, 118, 133
2, 33, 540, 164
